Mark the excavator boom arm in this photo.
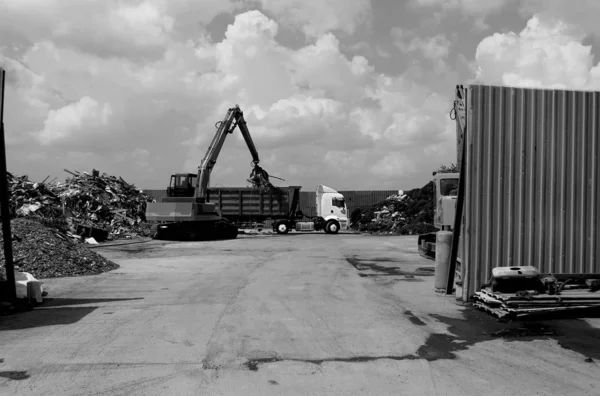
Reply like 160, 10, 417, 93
195, 105, 262, 200
235, 112, 260, 164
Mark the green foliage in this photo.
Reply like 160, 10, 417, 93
435, 163, 459, 173
350, 208, 363, 224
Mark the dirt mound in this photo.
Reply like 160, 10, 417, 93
0, 218, 118, 279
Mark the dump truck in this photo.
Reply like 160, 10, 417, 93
145, 105, 270, 240
205, 184, 349, 234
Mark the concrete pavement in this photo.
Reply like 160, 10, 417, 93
1, 234, 599, 395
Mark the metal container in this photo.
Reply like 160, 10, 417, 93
206, 186, 301, 222
456, 85, 600, 300
491, 266, 540, 279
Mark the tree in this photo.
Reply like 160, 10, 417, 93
435, 163, 459, 173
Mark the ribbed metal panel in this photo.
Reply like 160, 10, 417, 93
143, 189, 167, 202
206, 187, 296, 219
298, 191, 315, 218
460, 85, 600, 300
340, 190, 398, 211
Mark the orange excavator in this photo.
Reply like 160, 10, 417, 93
145, 105, 273, 240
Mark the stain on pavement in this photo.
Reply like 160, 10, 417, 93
346, 257, 434, 277
0, 370, 30, 380
404, 311, 426, 326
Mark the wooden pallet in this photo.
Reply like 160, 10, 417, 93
473, 302, 513, 319
479, 288, 600, 302
473, 290, 600, 319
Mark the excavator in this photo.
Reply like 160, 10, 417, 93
145, 105, 274, 240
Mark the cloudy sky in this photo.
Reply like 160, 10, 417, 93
1, 0, 600, 191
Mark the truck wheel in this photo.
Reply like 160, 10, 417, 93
276, 221, 289, 234
325, 220, 339, 235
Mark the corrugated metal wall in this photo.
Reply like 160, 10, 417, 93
143, 189, 167, 201
299, 191, 316, 217
461, 85, 600, 300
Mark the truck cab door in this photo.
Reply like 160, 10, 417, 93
330, 197, 347, 217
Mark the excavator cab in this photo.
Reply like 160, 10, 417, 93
167, 173, 197, 197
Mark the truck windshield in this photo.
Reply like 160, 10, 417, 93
332, 198, 345, 208
440, 179, 458, 196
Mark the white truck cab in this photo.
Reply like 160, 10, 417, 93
316, 185, 348, 231
280, 184, 349, 234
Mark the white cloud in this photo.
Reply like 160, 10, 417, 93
1, 7, 455, 190
475, 15, 600, 89
412, 0, 512, 16
0, 0, 230, 60
411, 0, 513, 29
38, 97, 113, 145
521, 0, 600, 36
252, 0, 371, 38
370, 155, 418, 179
392, 29, 451, 70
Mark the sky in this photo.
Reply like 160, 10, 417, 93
1, 0, 600, 191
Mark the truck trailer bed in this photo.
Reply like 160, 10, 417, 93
206, 186, 301, 223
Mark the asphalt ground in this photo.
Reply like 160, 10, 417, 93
1, 233, 599, 395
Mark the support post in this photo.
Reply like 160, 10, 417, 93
0, 69, 17, 303
446, 109, 467, 295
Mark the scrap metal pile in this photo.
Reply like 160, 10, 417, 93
247, 164, 281, 193
0, 218, 118, 279
350, 182, 437, 235
7, 170, 156, 241
474, 269, 600, 319
7, 172, 63, 219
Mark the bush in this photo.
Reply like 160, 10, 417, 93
350, 208, 363, 225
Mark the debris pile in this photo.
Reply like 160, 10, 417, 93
7, 172, 63, 219
55, 170, 156, 239
0, 218, 118, 279
474, 275, 600, 319
350, 182, 438, 235
7, 170, 156, 240
247, 164, 285, 195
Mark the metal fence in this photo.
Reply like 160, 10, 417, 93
459, 85, 600, 300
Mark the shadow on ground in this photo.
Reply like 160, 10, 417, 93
242, 259, 600, 371
41, 297, 143, 308
0, 297, 144, 330
243, 308, 600, 371
426, 307, 600, 362
346, 257, 434, 277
